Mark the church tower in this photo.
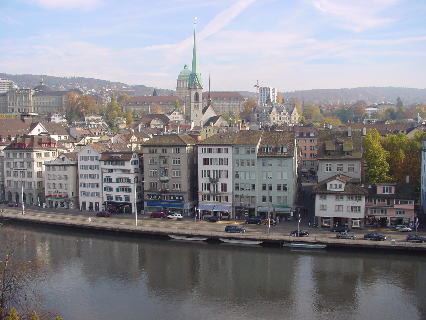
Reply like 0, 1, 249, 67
188, 22, 203, 126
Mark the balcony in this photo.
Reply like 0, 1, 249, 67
159, 176, 169, 181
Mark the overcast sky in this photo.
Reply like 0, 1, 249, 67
1, 0, 425, 91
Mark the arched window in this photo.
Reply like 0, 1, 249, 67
194, 92, 199, 102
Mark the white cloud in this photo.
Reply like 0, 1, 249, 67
30, 0, 103, 10
310, 0, 399, 32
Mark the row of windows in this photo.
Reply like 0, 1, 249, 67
201, 194, 229, 202
324, 163, 356, 172
80, 183, 100, 188
80, 191, 101, 197
200, 147, 229, 154
47, 174, 68, 180
200, 170, 229, 178
105, 195, 131, 202
320, 204, 361, 212
319, 194, 362, 201
202, 158, 229, 166
201, 183, 228, 192
148, 182, 181, 191
46, 165, 69, 171
79, 156, 99, 161
79, 174, 99, 179
47, 183, 68, 189
148, 148, 181, 154
6, 180, 40, 188
6, 151, 56, 159
79, 165, 99, 170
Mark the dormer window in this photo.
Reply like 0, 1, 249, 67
383, 186, 392, 194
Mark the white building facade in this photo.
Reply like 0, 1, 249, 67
258, 87, 277, 106
45, 153, 78, 209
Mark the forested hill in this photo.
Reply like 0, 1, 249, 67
283, 87, 426, 105
0, 73, 173, 96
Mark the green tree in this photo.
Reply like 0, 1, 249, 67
303, 104, 323, 123
105, 93, 123, 127
6, 308, 19, 320
30, 311, 40, 320
363, 129, 391, 183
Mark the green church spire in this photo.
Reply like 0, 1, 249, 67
189, 18, 202, 88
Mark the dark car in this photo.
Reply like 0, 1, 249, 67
207, 216, 219, 222
331, 225, 349, 233
150, 212, 167, 218
7, 202, 18, 207
225, 225, 246, 233
96, 211, 111, 217
290, 230, 309, 237
336, 232, 356, 240
364, 232, 386, 241
406, 234, 426, 243
245, 217, 262, 225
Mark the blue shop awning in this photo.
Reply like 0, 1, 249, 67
198, 204, 216, 211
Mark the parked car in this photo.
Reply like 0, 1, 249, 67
336, 232, 356, 240
96, 211, 111, 217
363, 232, 386, 241
263, 218, 277, 226
245, 217, 262, 225
7, 202, 18, 207
290, 230, 309, 237
207, 216, 219, 222
406, 234, 426, 243
331, 225, 349, 233
225, 225, 246, 233
167, 213, 183, 220
150, 212, 167, 219
393, 224, 406, 230
398, 226, 413, 232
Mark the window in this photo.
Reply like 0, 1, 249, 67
348, 164, 355, 172
320, 204, 327, 210
325, 163, 332, 172
349, 206, 361, 212
262, 184, 266, 191
383, 186, 392, 194
335, 205, 343, 212
172, 183, 181, 190
172, 158, 181, 165
221, 183, 227, 192
335, 195, 344, 201
319, 194, 326, 200
172, 170, 181, 177
262, 196, 267, 203
336, 164, 343, 172
396, 210, 405, 215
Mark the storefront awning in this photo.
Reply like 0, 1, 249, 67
198, 204, 231, 212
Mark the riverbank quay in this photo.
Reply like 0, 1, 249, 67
1, 208, 426, 252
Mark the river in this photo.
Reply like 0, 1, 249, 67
1, 223, 425, 320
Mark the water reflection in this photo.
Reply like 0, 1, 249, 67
1, 224, 425, 320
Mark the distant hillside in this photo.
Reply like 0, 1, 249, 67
0, 73, 173, 96
283, 87, 426, 105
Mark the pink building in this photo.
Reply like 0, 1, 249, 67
365, 183, 415, 226
294, 126, 317, 175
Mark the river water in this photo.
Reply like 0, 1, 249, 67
1, 223, 425, 320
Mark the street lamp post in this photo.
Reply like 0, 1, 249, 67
134, 177, 138, 226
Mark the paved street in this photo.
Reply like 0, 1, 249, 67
1, 204, 425, 244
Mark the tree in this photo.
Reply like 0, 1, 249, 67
64, 92, 98, 123
151, 104, 164, 114
243, 98, 257, 113
323, 117, 342, 127
303, 104, 323, 123
6, 309, 19, 320
276, 94, 283, 104
363, 129, 391, 183
117, 93, 130, 105
105, 93, 123, 127
125, 108, 133, 125
30, 312, 40, 320
152, 89, 158, 96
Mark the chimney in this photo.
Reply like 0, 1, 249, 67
347, 127, 352, 137
406, 175, 410, 184
362, 127, 367, 136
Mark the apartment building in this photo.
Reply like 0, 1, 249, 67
313, 174, 367, 228
365, 183, 415, 227
3, 136, 62, 205
198, 130, 298, 219
294, 126, 318, 175
100, 151, 143, 214
142, 135, 197, 216
317, 129, 363, 182
256, 132, 298, 220
44, 152, 78, 209
78, 143, 109, 211
258, 87, 277, 106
